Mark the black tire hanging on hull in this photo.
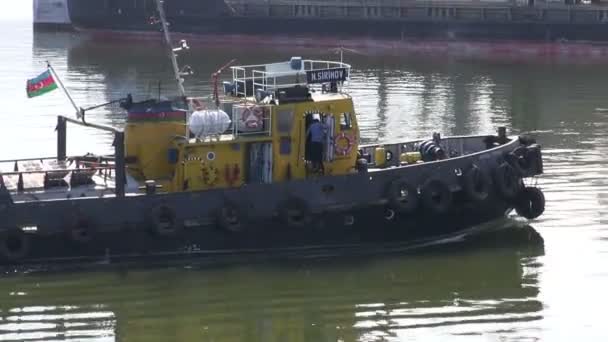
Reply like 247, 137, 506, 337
421, 179, 453, 214
149, 205, 181, 236
526, 144, 543, 175
383, 207, 396, 221
505, 146, 533, 177
278, 197, 312, 228
0, 228, 30, 262
67, 213, 96, 244
461, 164, 491, 202
515, 187, 545, 219
216, 200, 245, 233
493, 162, 522, 200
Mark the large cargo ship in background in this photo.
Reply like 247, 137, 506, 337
34, 0, 608, 60
33, 0, 72, 29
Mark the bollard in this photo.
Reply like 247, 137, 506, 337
17, 173, 24, 192
56, 116, 67, 161
497, 127, 507, 144
113, 131, 126, 198
145, 180, 157, 195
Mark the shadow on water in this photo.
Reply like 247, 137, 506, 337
0, 222, 544, 341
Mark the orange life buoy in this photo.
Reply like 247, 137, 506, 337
241, 106, 264, 129
334, 132, 353, 156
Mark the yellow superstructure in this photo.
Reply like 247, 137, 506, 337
123, 58, 360, 193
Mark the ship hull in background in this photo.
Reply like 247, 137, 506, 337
33, 0, 72, 30
64, 0, 608, 42
39, 0, 608, 62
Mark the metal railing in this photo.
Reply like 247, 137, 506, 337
55, 116, 126, 197
230, 59, 351, 96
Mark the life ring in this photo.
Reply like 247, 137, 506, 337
334, 132, 353, 156
386, 179, 419, 214
493, 162, 522, 200
278, 197, 312, 228
461, 164, 491, 202
216, 200, 244, 232
514, 187, 545, 219
149, 205, 180, 236
421, 179, 453, 214
241, 106, 264, 129
67, 213, 95, 244
505, 146, 533, 177
202, 164, 219, 186
0, 228, 30, 262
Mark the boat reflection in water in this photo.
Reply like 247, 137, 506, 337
0, 222, 544, 341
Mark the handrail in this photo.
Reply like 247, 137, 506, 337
0, 155, 115, 164
61, 115, 121, 133
230, 59, 351, 97
230, 59, 350, 72
0, 166, 113, 177
55, 115, 126, 197
229, 0, 608, 10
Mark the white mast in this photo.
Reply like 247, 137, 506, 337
154, 0, 188, 99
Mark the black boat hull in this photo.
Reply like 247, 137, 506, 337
0, 135, 544, 266
7, 197, 513, 266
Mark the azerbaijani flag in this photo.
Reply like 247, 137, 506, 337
26, 70, 58, 98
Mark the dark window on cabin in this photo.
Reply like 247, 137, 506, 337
340, 112, 353, 130
277, 109, 295, 133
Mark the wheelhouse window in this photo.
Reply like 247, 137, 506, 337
340, 112, 353, 130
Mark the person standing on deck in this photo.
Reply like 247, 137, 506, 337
306, 118, 327, 174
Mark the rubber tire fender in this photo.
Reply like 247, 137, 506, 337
421, 179, 453, 214
515, 187, 546, 219
461, 164, 491, 202
67, 213, 96, 244
386, 179, 419, 214
216, 200, 245, 233
505, 146, 533, 177
0, 228, 31, 262
149, 205, 181, 236
278, 196, 312, 228
493, 162, 522, 200
526, 144, 543, 175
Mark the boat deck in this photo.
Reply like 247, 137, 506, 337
0, 134, 502, 203
0, 157, 139, 202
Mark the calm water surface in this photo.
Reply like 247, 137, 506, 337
1, 15, 608, 342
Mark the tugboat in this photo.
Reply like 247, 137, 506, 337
0, 2, 545, 265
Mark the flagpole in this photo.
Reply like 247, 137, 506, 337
46, 61, 83, 119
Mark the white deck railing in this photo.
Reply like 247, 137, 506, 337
230, 59, 351, 96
